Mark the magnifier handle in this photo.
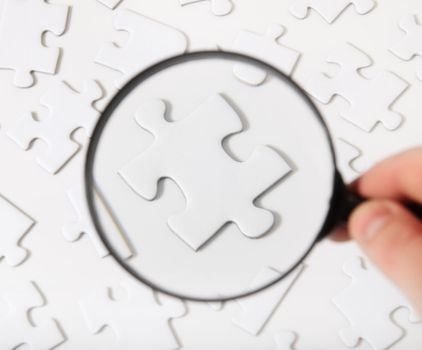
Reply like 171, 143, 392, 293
341, 191, 422, 223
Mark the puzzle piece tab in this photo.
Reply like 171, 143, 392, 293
289, 0, 375, 23
274, 330, 323, 350
231, 24, 300, 85
304, 43, 408, 132
119, 95, 292, 251
80, 278, 185, 350
0, 0, 68, 87
179, 0, 233, 16
0, 281, 64, 349
0, 195, 34, 266
390, 14, 422, 80
96, 9, 188, 88
333, 257, 421, 350
7, 80, 102, 174
233, 266, 304, 335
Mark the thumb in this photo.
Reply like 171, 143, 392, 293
349, 199, 422, 316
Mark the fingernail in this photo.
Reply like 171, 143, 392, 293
352, 202, 392, 242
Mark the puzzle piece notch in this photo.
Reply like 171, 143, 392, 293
0, 0, 68, 87
289, 0, 375, 24
305, 43, 408, 132
179, 0, 233, 16
232, 265, 304, 335
0, 196, 34, 266
333, 257, 421, 349
275, 331, 324, 350
119, 95, 292, 251
80, 278, 185, 350
96, 0, 122, 10
96, 9, 188, 89
232, 24, 300, 86
0, 281, 64, 349
7, 80, 102, 174
336, 138, 362, 184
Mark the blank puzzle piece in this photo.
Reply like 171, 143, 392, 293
119, 94, 292, 251
231, 24, 300, 85
333, 257, 421, 350
179, 0, 233, 16
274, 330, 323, 350
80, 278, 185, 350
390, 14, 422, 81
0, 281, 64, 350
96, 0, 122, 10
96, 9, 188, 89
336, 138, 362, 184
289, 0, 375, 23
7, 80, 102, 174
0, 195, 34, 266
233, 266, 304, 336
304, 43, 408, 132
0, 0, 68, 88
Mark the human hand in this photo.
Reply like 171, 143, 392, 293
332, 148, 422, 316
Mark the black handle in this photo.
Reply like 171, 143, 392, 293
339, 191, 422, 223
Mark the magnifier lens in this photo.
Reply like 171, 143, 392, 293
89, 53, 336, 301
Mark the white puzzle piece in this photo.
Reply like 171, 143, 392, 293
289, 0, 375, 24
7, 80, 103, 174
390, 14, 422, 81
274, 330, 323, 350
232, 265, 304, 336
333, 257, 421, 350
304, 43, 408, 132
80, 278, 185, 350
0, 195, 34, 266
119, 95, 292, 251
96, 0, 122, 10
0, 0, 68, 88
231, 24, 300, 86
0, 281, 64, 350
336, 138, 362, 184
179, 0, 233, 16
96, 9, 188, 89
63, 182, 133, 259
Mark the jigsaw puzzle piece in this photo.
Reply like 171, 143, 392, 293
80, 278, 185, 350
120, 94, 291, 251
0, 0, 68, 87
274, 330, 323, 350
232, 24, 300, 85
96, 9, 188, 89
0, 281, 64, 349
333, 257, 421, 349
96, 0, 122, 9
179, 0, 233, 16
304, 43, 408, 132
7, 80, 102, 173
0, 195, 34, 266
289, 0, 375, 23
336, 139, 362, 184
232, 266, 304, 335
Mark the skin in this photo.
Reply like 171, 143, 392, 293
331, 148, 422, 316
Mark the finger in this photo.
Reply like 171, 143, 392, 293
349, 199, 422, 315
329, 225, 350, 242
354, 147, 422, 203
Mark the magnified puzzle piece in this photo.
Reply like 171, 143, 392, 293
289, 0, 375, 23
0, 0, 68, 88
304, 43, 408, 132
119, 94, 292, 251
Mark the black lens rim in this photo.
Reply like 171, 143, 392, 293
85, 50, 344, 302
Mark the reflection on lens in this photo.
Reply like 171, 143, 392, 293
87, 52, 336, 301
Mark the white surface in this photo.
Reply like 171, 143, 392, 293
0, 0, 421, 349
179, 0, 233, 16
0, 0, 68, 88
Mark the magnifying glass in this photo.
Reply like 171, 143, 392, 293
85, 51, 422, 302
